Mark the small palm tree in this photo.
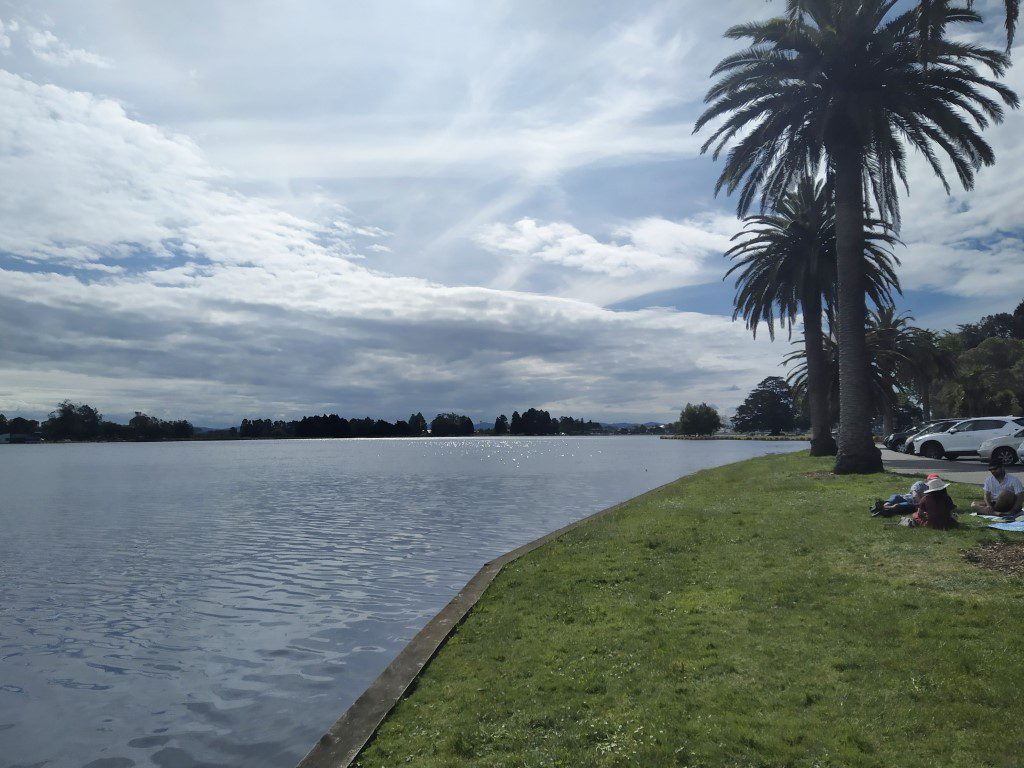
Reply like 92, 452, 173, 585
900, 328, 957, 420
866, 307, 929, 436
785, 305, 926, 432
696, 0, 1018, 473
726, 177, 899, 455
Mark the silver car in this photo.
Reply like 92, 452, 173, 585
978, 427, 1024, 465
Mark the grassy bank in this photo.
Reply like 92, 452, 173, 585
354, 452, 1024, 768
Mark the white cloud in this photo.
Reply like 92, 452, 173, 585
889, 41, 1024, 316
25, 26, 112, 68
333, 220, 391, 239
477, 215, 734, 280
1, 0, 1020, 423
0, 66, 780, 423
0, 18, 18, 51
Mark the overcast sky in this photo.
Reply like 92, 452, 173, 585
0, 0, 1021, 426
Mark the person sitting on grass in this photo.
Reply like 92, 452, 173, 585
971, 460, 1024, 517
900, 478, 957, 529
871, 481, 928, 517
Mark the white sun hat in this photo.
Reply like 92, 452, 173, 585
923, 478, 950, 494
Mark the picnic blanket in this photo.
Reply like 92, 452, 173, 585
988, 521, 1024, 532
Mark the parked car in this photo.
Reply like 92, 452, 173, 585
913, 417, 1024, 460
901, 419, 961, 454
883, 425, 921, 450
978, 427, 1024, 465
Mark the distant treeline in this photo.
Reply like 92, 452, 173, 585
0, 402, 193, 442
2, 402, 619, 442
232, 412, 445, 439
494, 409, 603, 436
228, 408, 603, 438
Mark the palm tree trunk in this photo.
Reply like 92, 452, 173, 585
832, 146, 883, 474
802, 287, 837, 456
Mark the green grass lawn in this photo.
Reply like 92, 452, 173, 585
354, 452, 1024, 768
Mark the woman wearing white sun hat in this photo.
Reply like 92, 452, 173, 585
903, 478, 957, 529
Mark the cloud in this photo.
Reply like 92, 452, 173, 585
890, 42, 1024, 315
24, 25, 112, 68
0, 66, 781, 424
0, 18, 18, 51
2, 0, 1021, 424
332, 221, 391, 239
477, 215, 734, 280
0, 17, 112, 68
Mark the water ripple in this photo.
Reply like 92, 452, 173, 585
0, 437, 803, 767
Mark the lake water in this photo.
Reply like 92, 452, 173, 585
0, 437, 804, 768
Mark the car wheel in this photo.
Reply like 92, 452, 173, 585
992, 446, 1019, 466
921, 442, 945, 460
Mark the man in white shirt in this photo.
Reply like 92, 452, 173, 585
971, 460, 1024, 516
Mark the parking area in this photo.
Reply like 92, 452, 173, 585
881, 448, 1023, 486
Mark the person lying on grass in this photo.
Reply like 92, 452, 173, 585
971, 460, 1024, 518
900, 478, 957, 529
872, 481, 929, 517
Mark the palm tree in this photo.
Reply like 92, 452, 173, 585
784, 305, 927, 433
786, 0, 1020, 52
866, 307, 928, 436
918, 0, 1019, 52
695, 0, 1017, 473
900, 328, 957, 420
726, 177, 899, 455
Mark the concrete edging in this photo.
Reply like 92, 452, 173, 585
295, 475, 687, 768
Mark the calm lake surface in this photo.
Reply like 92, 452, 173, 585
0, 437, 805, 768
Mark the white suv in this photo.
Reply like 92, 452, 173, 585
913, 417, 1024, 460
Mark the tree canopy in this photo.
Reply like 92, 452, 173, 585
677, 403, 723, 436
733, 378, 798, 435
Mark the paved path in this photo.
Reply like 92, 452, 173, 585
881, 448, 1023, 487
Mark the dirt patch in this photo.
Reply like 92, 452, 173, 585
963, 541, 1024, 577
802, 471, 836, 480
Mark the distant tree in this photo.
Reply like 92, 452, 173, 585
350, 417, 377, 438
1014, 300, 1024, 340
958, 313, 1018, 349
892, 397, 924, 432
989, 389, 1022, 415
934, 337, 1024, 416
99, 421, 131, 440
514, 408, 556, 435
430, 412, 474, 437
0, 414, 7, 433
169, 420, 195, 439
42, 401, 102, 441
677, 403, 722, 436
8, 416, 39, 434
130, 412, 163, 440
293, 414, 350, 438
732, 378, 797, 436
493, 414, 509, 435
126, 412, 194, 440
408, 412, 428, 436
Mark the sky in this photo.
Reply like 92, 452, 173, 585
0, 0, 1021, 426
